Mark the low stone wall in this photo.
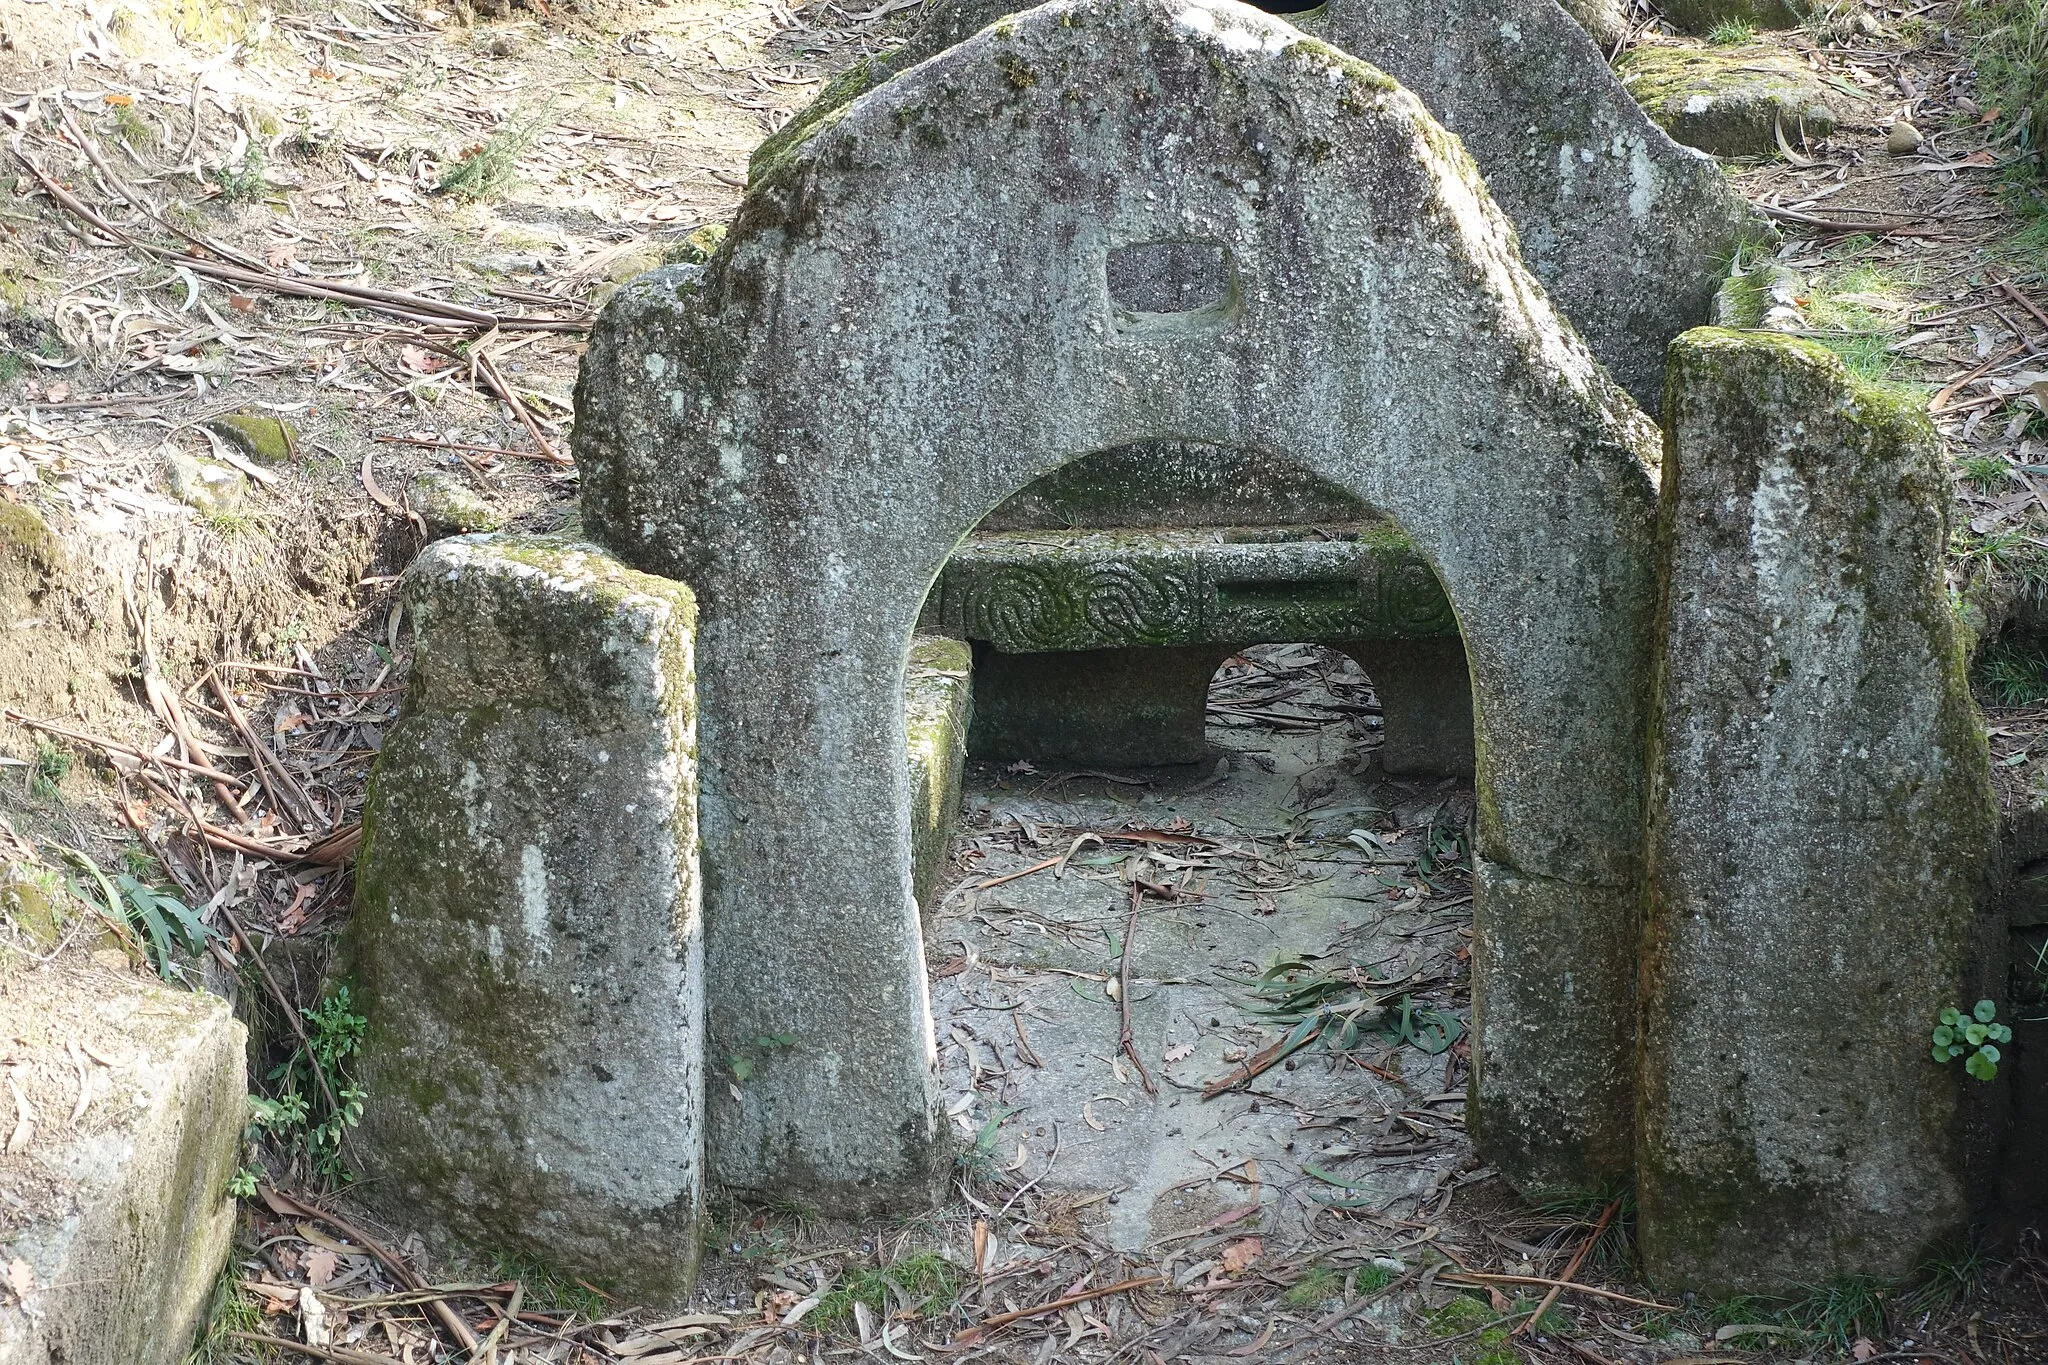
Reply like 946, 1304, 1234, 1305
905, 636, 973, 912
0, 965, 244, 1365
928, 525, 1473, 774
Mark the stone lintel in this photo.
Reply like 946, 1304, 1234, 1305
932, 526, 1458, 655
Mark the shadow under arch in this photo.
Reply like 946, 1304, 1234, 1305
925, 439, 1475, 780
570, 0, 1664, 1213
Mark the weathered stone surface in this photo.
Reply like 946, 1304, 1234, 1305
906, 636, 973, 911
763, 0, 1766, 411
968, 636, 1474, 774
969, 644, 1236, 767
1638, 330, 1997, 1291
1558, 0, 1629, 46
166, 452, 245, 515
0, 965, 244, 1365
929, 527, 1456, 653
1619, 45, 1836, 158
980, 442, 1369, 531
349, 534, 704, 1304
1342, 636, 1475, 777
577, 0, 1663, 1206
411, 470, 505, 535
1658, 0, 1804, 36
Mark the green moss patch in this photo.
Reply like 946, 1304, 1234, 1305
1618, 45, 1835, 157
206, 412, 298, 464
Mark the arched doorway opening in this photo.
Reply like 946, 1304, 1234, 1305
904, 448, 1486, 1246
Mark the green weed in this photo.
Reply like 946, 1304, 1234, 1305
812, 1253, 960, 1336
1789, 1275, 1891, 1352
1932, 999, 2012, 1080
1961, 452, 2013, 490
31, 739, 69, 801
205, 509, 259, 538
1528, 1190, 1637, 1277
1967, 0, 2048, 161
262, 984, 368, 1180
1708, 18, 1756, 44
212, 144, 269, 202
112, 104, 157, 149
1903, 1238, 1989, 1312
1282, 1264, 1342, 1308
491, 1249, 611, 1319
1975, 637, 2048, 704
956, 1106, 1013, 1186
113, 875, 214, 978
1953, 527, 2048, 593
438, 102, 556, 200
183, 1264, 267, 1364
118, 845, 162, 881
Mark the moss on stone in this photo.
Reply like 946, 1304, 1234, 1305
0, 499, 59, 574
412, 472, 504, 535
665, 224, 728, 267
748, 57, 883, 190
1617, 45, 1835, 157
206, 411, 298, 464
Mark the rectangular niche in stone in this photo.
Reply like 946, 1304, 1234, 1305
346, 535, 705, 1306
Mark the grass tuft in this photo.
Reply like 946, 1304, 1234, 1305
1707, 18, 1756, 45
490, 1249, 611, 1319
812, 1252, 960, 1336
1976, 637, 2048, 704
1282, 1263, 1343, 1308
1960, 452, 2013, 490
183, 1265, 267, 1364
439, 102, 556, 200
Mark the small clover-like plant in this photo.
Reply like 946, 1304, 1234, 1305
1933, 999, 2013, 1081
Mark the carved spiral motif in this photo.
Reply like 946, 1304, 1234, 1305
954, 564, 1083, 652
1079, 563, 1197, 646
1378, 558, 1457, 634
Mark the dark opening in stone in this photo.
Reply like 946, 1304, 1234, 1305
1242, 0, 1326, 14
1107, 240, 1233, 316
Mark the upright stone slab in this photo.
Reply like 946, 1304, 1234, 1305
0, 966, 244, 1365
577, 0, 1663, 1209
349, 535, 704, 1304
1639, 331, 1996, 1290
762, 0, 1764, 410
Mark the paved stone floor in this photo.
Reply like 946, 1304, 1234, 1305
929, 645, 1481, 1256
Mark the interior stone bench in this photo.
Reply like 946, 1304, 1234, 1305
922, 522, 1472, 775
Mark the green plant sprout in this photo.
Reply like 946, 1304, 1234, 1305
728, 1031, 797, 1082
113, 875, 214, 978
1933, 999, 2012, 1080
263, 985, 368, 1179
